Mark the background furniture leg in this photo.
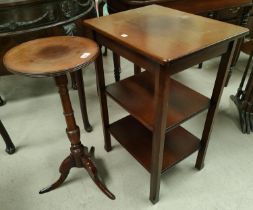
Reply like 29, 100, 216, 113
0, 120, 15, 154
0, 96, 5, 106
103, 47, 108, 56
236, 53, 253, 98
198, 63, 203, 69
250, 94, 253, 131
70, 72, 78, 90
134, 64, 141, 75
113, 53, 121, 82
244, 76, 253, 133
225, 38, 244, 86
75, 70, 93, 132
95, 50, 112, 152
97, 0, 108, 57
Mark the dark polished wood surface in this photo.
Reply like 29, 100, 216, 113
105, 0, 252, 84
110, 115, 200, 173
3, 36, 98, 77
106, 71, 210, 131
85, 5, 248, 64
3, 36, 115, 199
85, 5, 248, 203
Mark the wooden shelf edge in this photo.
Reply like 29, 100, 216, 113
106, 71, 210, 132
109, 115, 200, 173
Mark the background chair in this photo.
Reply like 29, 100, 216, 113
231, 39, 253, 133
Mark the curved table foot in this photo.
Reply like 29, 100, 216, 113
81, 147, 115, 200
0, 96, 6, 106
5, 144, 16, 155
0, 120, 15, 154
39, 155, 75, 194
39, 145, 115, 200
84, 124, 93, 132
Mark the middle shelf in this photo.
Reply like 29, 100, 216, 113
106, 71, 210, 132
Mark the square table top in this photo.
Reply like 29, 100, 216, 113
84, 5, 248, 65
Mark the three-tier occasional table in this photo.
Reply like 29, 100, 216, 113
84, 5, 248, 204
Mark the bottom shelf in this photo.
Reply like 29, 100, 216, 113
109, 116, 200, 173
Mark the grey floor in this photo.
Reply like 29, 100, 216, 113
0, 51, 252, 210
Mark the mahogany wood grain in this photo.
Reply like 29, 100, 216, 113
106, 71, 210, 131
149, 66, 170, 203
196, 41, 238, 169
3, 36, 98, 77
84, 5, 248, 65
2, 36, 94, 132
39, 74, 115, 199
3, 36, 115, 199
109, 115, 200, 173
87, 5, 249, 203
106, 0, 252, 83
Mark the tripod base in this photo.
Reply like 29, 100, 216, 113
39, 144, 115, 200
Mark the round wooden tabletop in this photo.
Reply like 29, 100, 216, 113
3, 36, 99, 77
